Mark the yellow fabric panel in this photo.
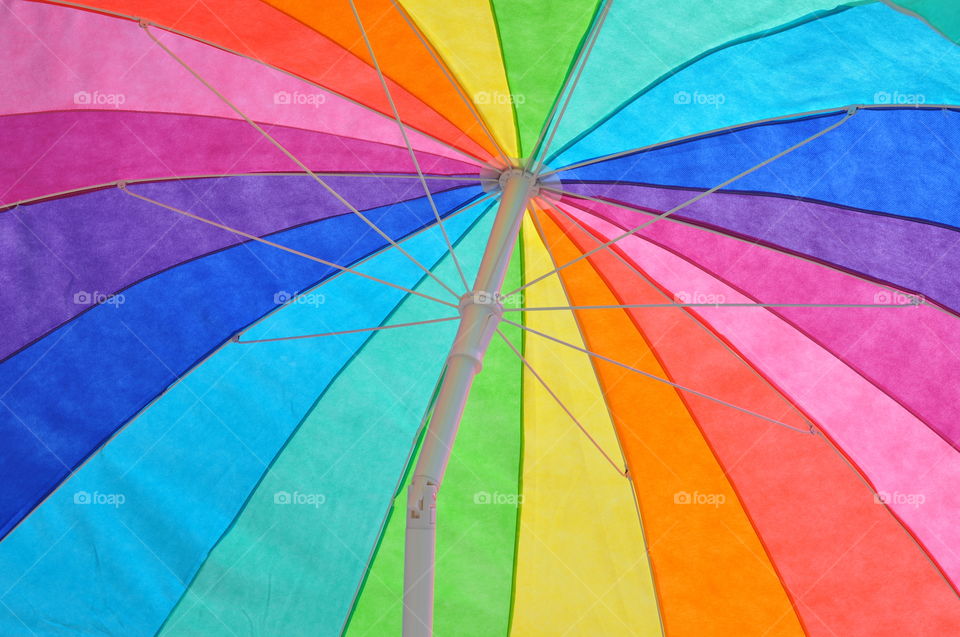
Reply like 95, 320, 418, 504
510, 215, 661, 636
398, 0, 519, 158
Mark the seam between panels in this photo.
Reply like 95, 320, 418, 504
0, 195, 482, 544
505, 221, 527, 637
559, 176, 960, 234
27, 0, 492, 168
525, 0, 606, 165
331, 201, 496, 636
0, 108, 487, 175
486, 0, 522, 161
149, 203, 492, 637
337, 373, 442, 637
386, 0, 513, 167
574, 195, 960, 454
524, 205, 667, 636
554, 192, 960, 323
637, 232, 960, 452
248, 0, 499, 170
0, 185, 484, 366
556, 201, 960, 603
613, 234, 960, 601
1, 172, 483, 214
544, 3, 868, 165
547, 105, 960, 177
535, 205, 807, 635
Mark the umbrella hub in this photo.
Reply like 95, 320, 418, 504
498, 166, 540, 196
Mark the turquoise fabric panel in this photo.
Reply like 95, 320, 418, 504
156, 203, 499, 636
0, 204, 486, 636
551, 3, 960, 169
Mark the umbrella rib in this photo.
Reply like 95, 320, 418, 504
537, 103, 960, 178
501, 317, 813, 434
141, 23, 463, 300
531, 195, 924, 310
527, 0, 613, 174
506, 302, 922, 310
386, 0, 513, 168
347, 0, 471, 293
234, 317, 458, 344
529, 196, 826, 436
551, 187, 960, 321
495, 329, 627, 477
120, 186, 458, 309
503, 108, 857, 298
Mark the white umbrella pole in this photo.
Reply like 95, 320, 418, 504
403, 169, 537, 636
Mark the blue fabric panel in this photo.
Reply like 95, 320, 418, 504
0, 185, 482, 540
560, 108, 960, 228
0, 197, 490, 636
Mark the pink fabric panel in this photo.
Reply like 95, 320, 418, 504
0, 0, 472, 164
566, 203, 960, 588
564, 196, 960, 451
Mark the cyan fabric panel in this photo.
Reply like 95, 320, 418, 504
551, 3, 960, 170
0, 198, 488, 636
0, 185, 482, 540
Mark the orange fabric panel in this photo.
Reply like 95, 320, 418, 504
531, 203, 804, 636
544, 202, 960, 636
47, 0, 492, 161
264, 0, 502, 161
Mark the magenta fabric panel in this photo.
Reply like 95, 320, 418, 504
0, 110, 480, 204
560, 183, 960, 315
562, 195, 960, 451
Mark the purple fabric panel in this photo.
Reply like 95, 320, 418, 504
563, 182, 960, 314
564, 194, 960, 449
0, 176, 473, 360
0, 110, 480, 204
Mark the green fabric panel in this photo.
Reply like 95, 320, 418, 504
545, 0, 872, 165
888, 0, 960, 42
156, 212, 494, 637
490, 0, 601, 158
345, 239, 523, 637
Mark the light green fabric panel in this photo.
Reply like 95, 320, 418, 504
345, 236, 523, 637
490, 0, 601, 158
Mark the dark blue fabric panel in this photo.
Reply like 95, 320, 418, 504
561, 109, 960, 229
0, 184, 482, 539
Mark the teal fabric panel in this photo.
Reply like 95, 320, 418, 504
0, 203, 486, 636
156, 203, 500, 636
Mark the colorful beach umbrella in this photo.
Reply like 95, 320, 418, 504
2, 0, 960, 635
